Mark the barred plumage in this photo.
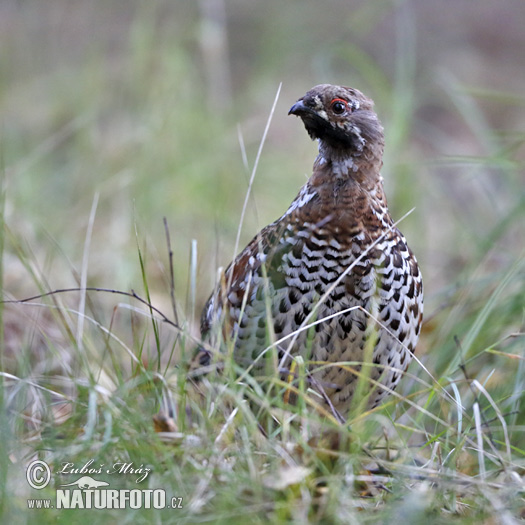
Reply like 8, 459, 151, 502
197, 84, 423, 420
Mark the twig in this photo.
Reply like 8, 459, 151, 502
163, 217, 179, 326
2, 287, 181, 331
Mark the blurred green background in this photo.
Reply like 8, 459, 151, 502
2, 2, 525, 521
2, 0, 525, 359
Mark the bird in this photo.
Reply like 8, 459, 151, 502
196, 84, 423, 421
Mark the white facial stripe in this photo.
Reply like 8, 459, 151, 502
317, 109, 328, 121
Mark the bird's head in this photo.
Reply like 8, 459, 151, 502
289, 84, 384, 165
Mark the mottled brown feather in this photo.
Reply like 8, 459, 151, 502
196, 84, 423, 420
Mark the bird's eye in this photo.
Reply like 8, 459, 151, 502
330, 98, 348, 115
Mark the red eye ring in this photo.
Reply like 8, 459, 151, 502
330, 98, 348, 115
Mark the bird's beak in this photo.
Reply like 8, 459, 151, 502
288, 99, 309, 116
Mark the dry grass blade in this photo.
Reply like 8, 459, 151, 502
76, 192, 99, 353
227, 83, 282, 291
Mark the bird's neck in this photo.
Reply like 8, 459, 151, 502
314, 138, 384, 192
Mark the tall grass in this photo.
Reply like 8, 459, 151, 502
1, 1, 525, 523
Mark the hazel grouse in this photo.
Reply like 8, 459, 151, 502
197, 84, 423, 420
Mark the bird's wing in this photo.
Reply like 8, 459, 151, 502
200, 218, 291, 337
